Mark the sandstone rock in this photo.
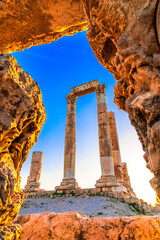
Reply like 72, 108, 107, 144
81, 0, 160, 196
0, 54, 46, 232
0, 0, 87, 53
14, 211, 160, 240
0, 224, 21, 240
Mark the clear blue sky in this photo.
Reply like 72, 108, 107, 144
12, 31, 156, 203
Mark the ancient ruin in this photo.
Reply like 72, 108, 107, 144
0, 0, 160, 238
24, 151, 43, 192
56, 80, 135, 195
0, 0, 159, 199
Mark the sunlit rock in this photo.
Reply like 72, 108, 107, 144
81, 0, 160, 197
0, 0, 87, 53
14, 211, 160, 240
0, 54, 46, 236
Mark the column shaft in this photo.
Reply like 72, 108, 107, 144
56, 93, 80, 190
24, 151, 43, 191
64, 99, 76, 179
95, 84, 118, 188
108, 111, 123, 182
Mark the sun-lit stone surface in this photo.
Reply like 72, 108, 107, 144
81, 0, 160, 197
14, 212, 160, 240
0, 54, 46, 235
0, 0, 87, 53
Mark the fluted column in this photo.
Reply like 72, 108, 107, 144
108, 111, 123, 183
56, 94, 80, 190
95, 84, 118, 189
24, 151, 43, 192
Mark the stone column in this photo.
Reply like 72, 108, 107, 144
122, 162, 136, 197
24, 151, 43, 192
95, 84, 119, 190
108, 111, 123, 183
56, 94, 80, 191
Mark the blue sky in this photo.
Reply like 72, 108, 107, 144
12, 31, 156, 204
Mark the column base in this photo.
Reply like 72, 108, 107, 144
56, 178, 80, 191
23, 182, 44, 193
95, 175, 119, 188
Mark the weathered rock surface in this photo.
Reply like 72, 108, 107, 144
0, 0, 87, 53
82, 0, 160, 196
0, 54, 46, 231
14, 211, 160, 240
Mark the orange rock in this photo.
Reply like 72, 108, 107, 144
14, 211, 160, 240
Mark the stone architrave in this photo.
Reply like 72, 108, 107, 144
95, 84, 119, 190
108, 111, 123, 183
24, 151, 43, 192
56, 80, 122, 192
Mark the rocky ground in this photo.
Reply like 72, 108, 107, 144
20, 196, 155, 218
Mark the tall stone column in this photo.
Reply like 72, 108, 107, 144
122, 163, 136, 197
108, 111, 123, 183
56, 94, 80, 191
95, 84, 119, 190
24, 151, 43, 192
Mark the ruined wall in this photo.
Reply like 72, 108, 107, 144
0, 54, 46, 230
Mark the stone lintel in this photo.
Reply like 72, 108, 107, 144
71, 80, 100, 97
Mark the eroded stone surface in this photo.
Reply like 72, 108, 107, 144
0, 54, 46, 229
82, 0, 160, 196
14, 212, 160, 240
0, 0, 87, 53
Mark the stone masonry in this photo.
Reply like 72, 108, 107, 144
24, 151, 43, 192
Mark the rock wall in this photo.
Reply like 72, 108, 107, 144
14, 212, 160, 240
0, 0, 87, 53
0, 54, 46, 231
81, 0, 160, 196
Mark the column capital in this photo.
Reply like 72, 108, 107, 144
95, 83, 106, 95
66, 94, 77, 104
